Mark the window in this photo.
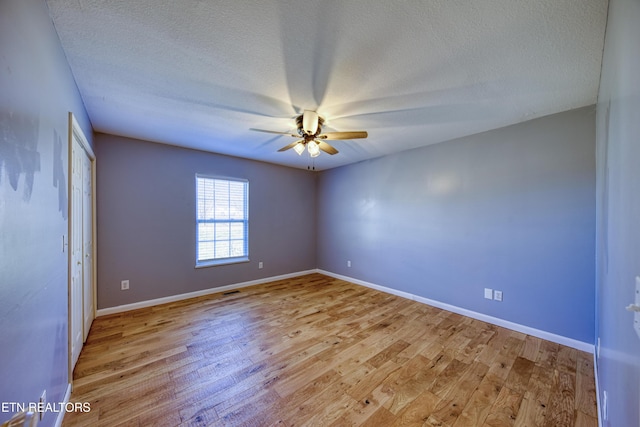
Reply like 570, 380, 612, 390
196, 175, 248, 266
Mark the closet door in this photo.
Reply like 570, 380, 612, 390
70, 135, 84, 369
69, 113, 95, 374
82, 150, 94, 341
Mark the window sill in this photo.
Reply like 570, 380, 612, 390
195, 257, 250, 269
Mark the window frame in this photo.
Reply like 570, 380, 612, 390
195, 174, 249, 268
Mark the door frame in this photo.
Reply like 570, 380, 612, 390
67, 112, 96, 387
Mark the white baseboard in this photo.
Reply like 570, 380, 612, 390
318, 269, 594, 353
53, 383, 71, 427
594, 353, 603, 426
96, 270, 317, 316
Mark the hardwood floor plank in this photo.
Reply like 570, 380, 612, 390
62, 274, 596, 427
543, 370, 576, 427
574, 410, 598, 427
367, 339, 411, 369
327, 382, 395, 427
428, 360, 489, 426
429, 358, 471, 399
280, 377, 354, 426
504, 357, 535, 395
484, 386, 523, 427
457, 328, 494, 364
384, 354, 445, 415
575, 353, 598, 418
257, 369, 343, 425
359, 406, 397, 427
391, 390, 441, 426
453, 374, 503, 427
512, 365, 552, 426
346, 359, 402, 402
519, 335, 542, 362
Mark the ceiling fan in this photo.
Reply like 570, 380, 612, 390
251, 110, 368, 157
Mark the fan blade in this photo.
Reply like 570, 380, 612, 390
318, 141, 338, 155
250, 128, 298, 137
277, 140, 304, 152
302, 110, 319, 135
317, 131, 368, 140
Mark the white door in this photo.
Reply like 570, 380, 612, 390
70, 135, 84, 368
69, 113, 95, 374
82, 151, 94, 341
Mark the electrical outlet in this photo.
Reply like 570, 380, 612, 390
121, 280, 129, 290
484, 288, 493, 299
494, 290, 503, 301
347, 260, 351, 268
39, 390, 46, 421
258, 261, 263, 269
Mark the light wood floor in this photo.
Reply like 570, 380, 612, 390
63, 273, 598, 427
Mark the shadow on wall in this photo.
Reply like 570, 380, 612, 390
0, 110, 67, 219
53, 129, 67, 219
0, 111, 40, 202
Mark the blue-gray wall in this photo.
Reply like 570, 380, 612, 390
595, 0, 640, 425
317, 106, 596, 344
94, 133, 316, 309
0, 0, 92, 425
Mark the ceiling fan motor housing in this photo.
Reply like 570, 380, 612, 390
296, 110, 324, 136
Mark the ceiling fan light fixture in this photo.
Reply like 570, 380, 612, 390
307, 140, 320, 157
293, 142, 305, 155
302, 110, 319, 135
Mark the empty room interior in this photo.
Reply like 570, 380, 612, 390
1, 0, 639, 426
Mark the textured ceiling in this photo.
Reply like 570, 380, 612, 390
46, 0, 608, 170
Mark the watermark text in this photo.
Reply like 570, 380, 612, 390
1, 401, 91, 414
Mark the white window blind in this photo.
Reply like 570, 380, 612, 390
196, 175, 248, 265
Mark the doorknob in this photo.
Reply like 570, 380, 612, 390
626, 304, 640, 312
